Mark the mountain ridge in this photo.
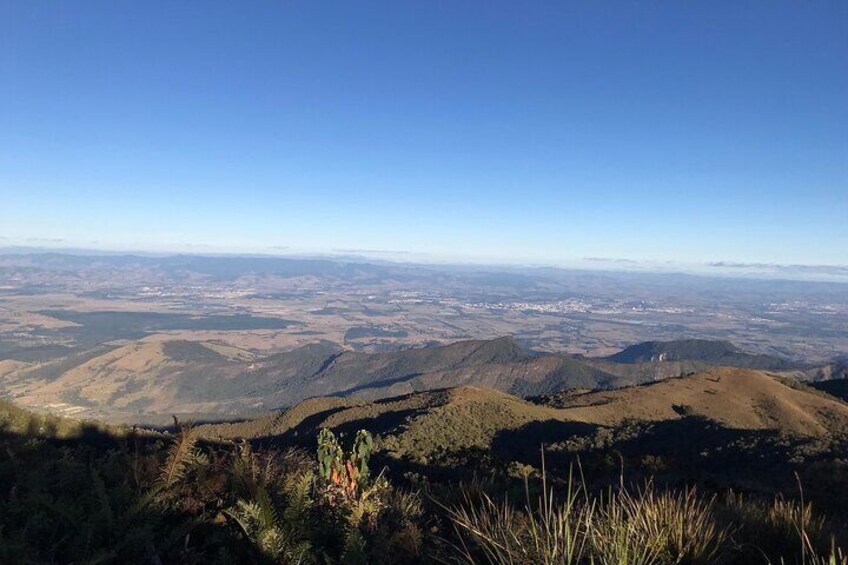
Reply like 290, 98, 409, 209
606, 338, 797, 370
2, 336, 839, 423
197, 367, 848, 468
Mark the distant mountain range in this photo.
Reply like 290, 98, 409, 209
3, 335, 844, 423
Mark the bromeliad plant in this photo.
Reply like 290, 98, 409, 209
317, 428, 374, 498
315, 428, 388, 563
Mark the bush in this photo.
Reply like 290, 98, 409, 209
1, 419, 846, 564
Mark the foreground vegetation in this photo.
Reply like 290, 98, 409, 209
1, 405, 846, 564
446, 470, 847, 565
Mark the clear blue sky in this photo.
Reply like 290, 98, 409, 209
1, 1, 846, 266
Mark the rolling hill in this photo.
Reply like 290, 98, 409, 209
199, 368, 848, 465
1, 335, 839, 423
254, 336, 629, 407
0, 337, 630, 420
2, 340, 258, 419
538, 367, 848, 435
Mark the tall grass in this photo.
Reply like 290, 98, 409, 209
592, 484, 728, 564
443, 469, 845, 565
724, 491, 848, 565
445, 467, 592, 564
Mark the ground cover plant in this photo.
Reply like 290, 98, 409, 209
0, 403, 846, 564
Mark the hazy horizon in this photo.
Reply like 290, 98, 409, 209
2, 243, 847, 284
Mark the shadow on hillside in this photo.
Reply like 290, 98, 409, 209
260, 406, 431, 452
491, 419, 599, 468
0, 422, 255, 564
374, 446, 499, 484
287, 405, 352, 439
814, 378, 848, 402
336, 372, 423, 396
488, 416, 848, 511
332, 407, 429, 438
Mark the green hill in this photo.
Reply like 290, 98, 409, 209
200, 368, 848, 484
606, 339, 797, 370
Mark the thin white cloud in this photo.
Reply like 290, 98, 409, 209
332, 248, 420, 256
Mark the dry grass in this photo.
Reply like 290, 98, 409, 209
592, 484, 728, 564
442, 468, 846, 565
445, 468, 592, 564
557, 367, 848, 437
724, 489, 848, 565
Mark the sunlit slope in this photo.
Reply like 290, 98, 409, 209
547, 367, 848, 436
0, 396, 128, 438
7, 340, 256, 414
199, 369, 848, 465
200, 385, 571, 456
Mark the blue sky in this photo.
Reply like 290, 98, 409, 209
1, 1, 846, 266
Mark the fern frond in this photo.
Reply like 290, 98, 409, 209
226, 499, 263, 539
255, 486, 278, 532
159, 421, 199, 487
282, 470, 314, 530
